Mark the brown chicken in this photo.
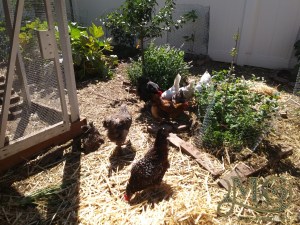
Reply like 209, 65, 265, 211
124, 127, 170, 201
103, 104, 132, 147
81, 122, 104, 152
151, 91, 189, 120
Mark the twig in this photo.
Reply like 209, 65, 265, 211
204, 174, 211, 206
289, 98, 300, 106
100, 173, 119, 200
1, 207, 10, 224
237, 190, 251, 217
92, 91, 118, 102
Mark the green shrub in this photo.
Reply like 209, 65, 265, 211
127, 43, 190, 89
104, 0, 197, 75
195, 70, 279, 151
0, 20, 9, 62
69, 22, 118, 81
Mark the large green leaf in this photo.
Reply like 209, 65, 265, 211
88, 23, 104, 39
69, 22, 87, 39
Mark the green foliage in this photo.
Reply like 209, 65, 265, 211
69, 22, 118, 81
127, 43, 190, 89
104, 0, 196, 74
104, 0, 183, 42
195, 70, 279, 151
0, 20, 9, 62
182, 10, 198, 53
19, 18, 49, 50
127, 60, 143, 86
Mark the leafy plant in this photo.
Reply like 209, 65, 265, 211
195, 70, 279, 151
182, 10, 198, 53
104, 0, 196, 74
127, 43, 190, 89
69, 22, 118, 81
0, 20, 9, 63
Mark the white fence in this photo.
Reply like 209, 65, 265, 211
68, 0, 300, 69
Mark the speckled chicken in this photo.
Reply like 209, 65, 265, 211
103, 104, 132, 147
124, 128, 170, 201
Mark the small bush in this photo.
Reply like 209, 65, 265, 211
69, 22, 118, 81
195, 70, 279, 151
127, 43, 190, 89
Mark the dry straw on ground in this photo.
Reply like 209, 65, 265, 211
0, 62, 299, 225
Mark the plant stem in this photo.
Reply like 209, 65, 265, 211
140, 32, 145, 76
221, 29, 240, 128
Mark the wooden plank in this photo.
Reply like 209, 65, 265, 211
218, 162, 256, 190
0, 122, 68, 160
0, 118, 86, 174
54, 0, 80, 123
168, 133, 224, 177
44, 0, 70, 127
147, 123, 189, 134
0, 0, 25, 147
3, 0, 31, 107
218, 144, 294, 190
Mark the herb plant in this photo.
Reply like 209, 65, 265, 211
127, 43, 190, 90
195, 70, 279, 151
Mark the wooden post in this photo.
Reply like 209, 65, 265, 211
2, 0, 31, 107
43, 0, 70, 126
54, 0, 80, 122
0, 0, 25, 147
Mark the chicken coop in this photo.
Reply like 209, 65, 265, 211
0, 0, 85, 173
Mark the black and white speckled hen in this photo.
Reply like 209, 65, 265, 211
103, 104, 132, 147
124, 127, 170, 201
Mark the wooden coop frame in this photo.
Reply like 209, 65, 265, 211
0, 0, 86, 173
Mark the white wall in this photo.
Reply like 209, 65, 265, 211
72, 0, 125, 25
236, 0, 300, 69
71, 0, 300, 69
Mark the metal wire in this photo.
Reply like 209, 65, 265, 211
0, 0, 71, 142
293, 66, 300, 96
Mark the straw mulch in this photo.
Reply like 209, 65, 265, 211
0, 62, 299, 225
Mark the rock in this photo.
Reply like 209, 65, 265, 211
280, 111, 288, 119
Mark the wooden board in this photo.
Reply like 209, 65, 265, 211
218, 162, 256, 189
167, 133, 224, 177
147, 123, 189, 134
0, 118, 86, 174
218, 144, 294, 190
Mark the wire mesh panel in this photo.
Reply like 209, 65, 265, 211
293, 67, 300, 96
0, 0, 71, 146
193, 76, 277, 153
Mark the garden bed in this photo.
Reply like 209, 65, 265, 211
0, 61, 299, 224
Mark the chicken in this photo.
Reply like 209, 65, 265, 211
81, 122, 104, 152
137, 77, 162, 102
124, 127, 170, 201
195, 71, 211, 92
151, 92, 188, 120
103, 104, 132, 147
178, 81, 195, 100
161, 73, 181, 100
172, 89, 186, 104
